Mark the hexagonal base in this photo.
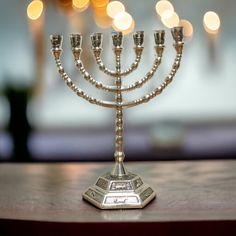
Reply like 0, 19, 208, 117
83, 172, 156, 209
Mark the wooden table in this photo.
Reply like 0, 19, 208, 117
0, 161, 236, 235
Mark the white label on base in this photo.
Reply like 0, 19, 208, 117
105, 196, 139, 205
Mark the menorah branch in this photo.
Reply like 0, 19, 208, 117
93, 48, 116, 76
120, 46, 143, 76
51, 53, 117, 108
74, 59, 116, 92
93, 46, 143, 77
121, 47, 183, 109
74, 53, 161, 93
89, 31, 144, 77
121, 54, 162, 91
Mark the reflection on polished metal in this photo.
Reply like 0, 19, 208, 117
50, 27, 184, 209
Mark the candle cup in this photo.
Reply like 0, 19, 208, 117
171, 27, 184, 43
70, 34, 82, 49
50, 35, 63, 49
91, 33, 103, 49
154, 30, 165, 46
133, 31, 144, 47
112, 32, 123, 47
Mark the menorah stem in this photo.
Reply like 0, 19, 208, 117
111, 47, 127, 177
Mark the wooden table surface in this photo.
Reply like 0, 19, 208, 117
0, 161, 236, 235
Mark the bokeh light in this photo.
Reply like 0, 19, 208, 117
113, 11, 133, 31
72, 0, 90, 12
94, 5, 108, 17
56, 0, 73, 12
155, 0, 174, 17
91, 0, 111, 28
161, 11, 179, 28
122, 19, 135, 35
106, 1, 125, 19
203, 11, 221, 34
113, 18, 135, 35
94, 15, 112, 28
91, 0, 109, 8
27, 0, 44, 20
179, 19, 193, 38
161, 9, 174, 20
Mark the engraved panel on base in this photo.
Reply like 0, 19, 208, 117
140, 187, 154, 202
110, 182, 132, 191
133, 177, 143, 189
85, 188, 103, 203
104, 196, 139, 205
96, 178, 109, 190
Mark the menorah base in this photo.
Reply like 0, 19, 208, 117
83, 172, 156, 209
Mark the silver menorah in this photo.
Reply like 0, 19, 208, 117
50, 26, 184, 209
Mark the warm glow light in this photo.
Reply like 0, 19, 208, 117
92, 0, 111, 29
67, 11, 84, 31
112, 18, 135, 35
94, 6, 108, 17
161, 9, 174, 20
155, 0, 174, 17
113, 11, 133, 31
94, 15, 112, 28
91, 0, 109, 8
106, 1, 125, 19
162, 11, 179, 28
27, 0, 44, 20
56, 0, 73, 13
57, 0, 71, 7
72, 0, 90, 12
203, 11, 221, 34
122, 19, 135, 35
179, 19, 193, 38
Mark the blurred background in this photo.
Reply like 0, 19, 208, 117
0, 0, 236, 162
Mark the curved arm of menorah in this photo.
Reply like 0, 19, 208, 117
74, 52, 161, 93
92, 46, 143, 77
120, 46, 143, 76
74, 58, 117, 92
92, 48, 116, 76
121, 43, 183, 109
54, 58, 116, 108
90, 31, 145, 77
55, 58, 117, 108
120, 53, 162, 92
50, 35, 117, 109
